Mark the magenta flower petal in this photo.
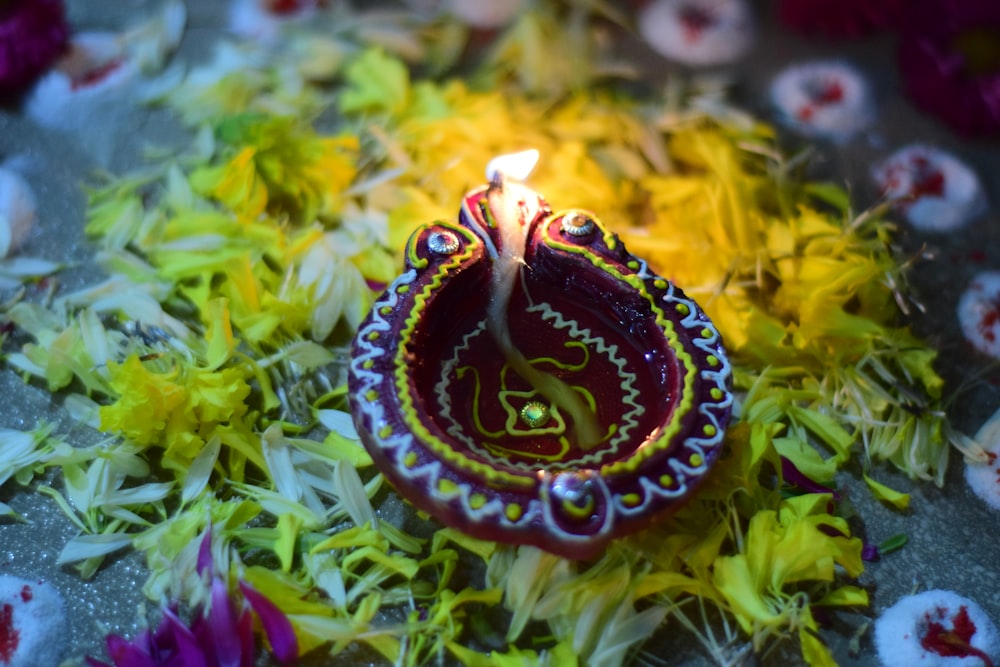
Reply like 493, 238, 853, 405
0, 0, 70, 97
161, 608, 209, 667
237, 609, 255, 667
239, 582, 298, 664
208, 578, 245, 667
780, 456, 841, 499
103, 633, 156, 667
897, 0, 1000, 136
196, 528, 213, 579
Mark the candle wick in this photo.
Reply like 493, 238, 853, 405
483, 176, 603, 451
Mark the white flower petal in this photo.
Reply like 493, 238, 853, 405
333, 460, 377, 529
317, 409, 359, 440
57, 532, 134, 563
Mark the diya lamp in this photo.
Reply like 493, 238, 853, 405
347, 150, 732, 559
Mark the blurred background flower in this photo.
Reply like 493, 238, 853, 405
0, 0, 70, 98
897, 0, 1000, 136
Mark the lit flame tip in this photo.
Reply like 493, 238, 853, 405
485, 149, 540, 183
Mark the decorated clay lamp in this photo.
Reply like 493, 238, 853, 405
348, 151, 732, 559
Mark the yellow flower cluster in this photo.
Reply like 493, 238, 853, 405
99, 353, 252, 471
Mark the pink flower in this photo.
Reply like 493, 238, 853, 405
0, 0, 70, 98
778, 0, 904, 39
897, 0, 1000, 136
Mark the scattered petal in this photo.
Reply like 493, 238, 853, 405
239, 581, 298, 664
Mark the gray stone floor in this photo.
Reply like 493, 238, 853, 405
1, 1, 998, 666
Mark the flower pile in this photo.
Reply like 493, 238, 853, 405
0, 2, 989, 666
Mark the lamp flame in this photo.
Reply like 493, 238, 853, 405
486, 149, 540, 183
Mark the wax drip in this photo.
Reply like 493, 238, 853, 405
483, 176, 602, 450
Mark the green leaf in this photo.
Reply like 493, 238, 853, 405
338, 48, 410, 116
877, 533, 908, 555
803, 182, 851, 213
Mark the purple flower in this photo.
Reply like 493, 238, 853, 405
0, 0, 70, 98
88, 532, 298, 667
861, 542, 881, 562
897, 0, 1000, 136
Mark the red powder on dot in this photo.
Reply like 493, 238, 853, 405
18, 586, 30, 603
920, 605, 995, 666
911, 170, 945, 198
679, 5, 715, 42
979, 301, 1000, 343
970, 249, 987, 264
71, 59, 124, 91
268, 0, 302, 14
797, 79, 845, 121
0, 603, 19, 664
814, 80, 844, 104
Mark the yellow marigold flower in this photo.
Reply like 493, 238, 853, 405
99, 354, 255, 472
99, 356, 187, 446
185, 366, 252, 425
